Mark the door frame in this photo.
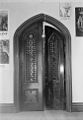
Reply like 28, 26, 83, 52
14, 14, 72, 112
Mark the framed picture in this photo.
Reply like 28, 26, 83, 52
59, 2, 71, 19
75, 7, 83, 36
0, 10, 8, 37
0, 11, 8, 31
0, 39, 9, 64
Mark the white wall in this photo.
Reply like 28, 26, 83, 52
0, 0, 83, 103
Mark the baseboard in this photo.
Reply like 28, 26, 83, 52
0, 103, 16, 113
72, 103, 83, 112
0, 103, 83, 112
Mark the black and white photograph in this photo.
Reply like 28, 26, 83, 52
0, 39, 9, 64
59, 2, 71, 19
0, 0, 83, 120
0, 11, 8, 31
75, 7, 83, 36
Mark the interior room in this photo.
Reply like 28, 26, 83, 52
0, 0, 83, 119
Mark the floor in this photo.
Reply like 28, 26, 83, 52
0, 110, 83, 120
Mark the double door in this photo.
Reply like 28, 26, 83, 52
19, 22, 65, 111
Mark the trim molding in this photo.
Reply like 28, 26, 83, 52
0, 103, 83, 112
72, 103, 83, 112
0, 103, 16, 113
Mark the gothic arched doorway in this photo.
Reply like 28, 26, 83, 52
14, 14, 72, 112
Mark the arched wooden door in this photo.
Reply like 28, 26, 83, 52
19, 23, 65, 111
14, 14, 71, 112
45, 26, 65, 110
19, 22, 43, 111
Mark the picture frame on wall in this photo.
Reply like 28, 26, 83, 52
0, 10, 8, 37
75, 7, 83, 36
59, 2, 71, 19
0, 39, 9, 64
0, 10, 9, 65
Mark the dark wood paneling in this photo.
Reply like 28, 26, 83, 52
45, 26, 65, 109
19, 22, 43, 111
0, 104, 16, 113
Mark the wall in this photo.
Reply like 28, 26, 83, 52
0, 0, 83, 103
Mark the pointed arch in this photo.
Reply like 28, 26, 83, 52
14, 13, 72, 112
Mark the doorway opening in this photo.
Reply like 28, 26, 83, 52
14, 14, 72, 112
44, 25, 66, 110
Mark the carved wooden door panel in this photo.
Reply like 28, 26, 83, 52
45, 26, 65, 110
19, 22, 43, 111
19, 24, 65, 111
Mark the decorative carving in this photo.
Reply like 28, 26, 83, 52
29, 34, 34, 39
47, 32, 60, 107
48, 33, 59, 82
24, 89, 38, 104
23, 32, 38, 83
